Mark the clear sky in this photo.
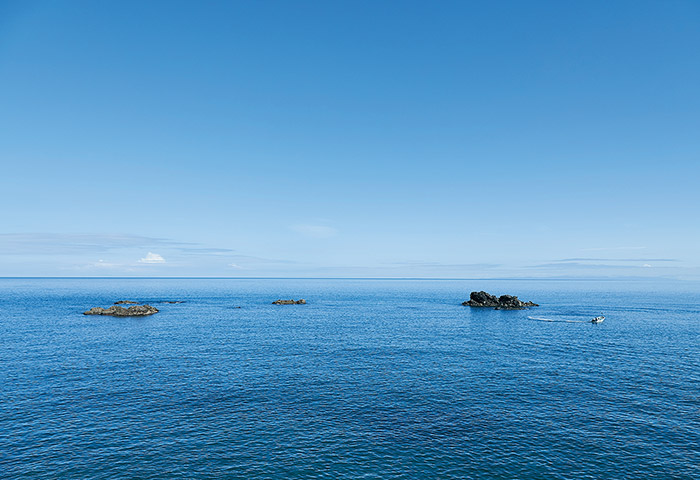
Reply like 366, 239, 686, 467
1, 0, 699, 278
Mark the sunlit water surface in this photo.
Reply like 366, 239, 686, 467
1, 278, 698, 479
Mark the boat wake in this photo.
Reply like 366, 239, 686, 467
527, 316, 589, 323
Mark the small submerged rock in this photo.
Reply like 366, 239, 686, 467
114, 300, 139, 305
84, 305, 159, 316
272, 299, 307, 305
462, 291, 538, 309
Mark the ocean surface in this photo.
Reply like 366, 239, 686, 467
1, 278, 698, 479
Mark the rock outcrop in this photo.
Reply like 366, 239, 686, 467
272, 299, 307, 305
462, 291, 538, 309
84, 305, 159, 316
114, 300, 184, 305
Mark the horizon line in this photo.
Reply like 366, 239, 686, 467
0, 276, 690, 281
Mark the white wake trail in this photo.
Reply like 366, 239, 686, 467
528, 316, 589, 323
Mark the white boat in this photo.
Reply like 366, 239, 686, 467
591, 316, 605, 323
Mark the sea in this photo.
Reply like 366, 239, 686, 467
1, 278, 698, 479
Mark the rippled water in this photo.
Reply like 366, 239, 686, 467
1, 278, 698, 479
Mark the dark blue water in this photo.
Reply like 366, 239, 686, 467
1, 278, 698, 479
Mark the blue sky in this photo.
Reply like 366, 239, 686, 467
1, 1, 699, 278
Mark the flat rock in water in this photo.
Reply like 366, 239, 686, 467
84, 305, 159, 316
272, 299, 307, 305
114, 300, 140, 304
462, 291, 538, 309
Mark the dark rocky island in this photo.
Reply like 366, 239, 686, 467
272, 299, 307, 305
462, 291, 538, 309
114, 300, 185, 304
84, 305, 159, 316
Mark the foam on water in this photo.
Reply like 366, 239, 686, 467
528, 315, 591, 323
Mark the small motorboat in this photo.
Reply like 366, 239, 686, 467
591, 316, 605, 323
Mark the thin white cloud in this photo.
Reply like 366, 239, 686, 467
0, 233, 190, 255
138, 252, 165, 264
228, 263, 243, 269
557, 258, 677, 262
179, 247, 235, 255
291, 224, 338, 239
227, 254, 297, 264
527, 262, 636, 270
642, 264, 652, 268
581, 246, 646, 252
385, 261, 501, 268
81, 259, 122, 269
